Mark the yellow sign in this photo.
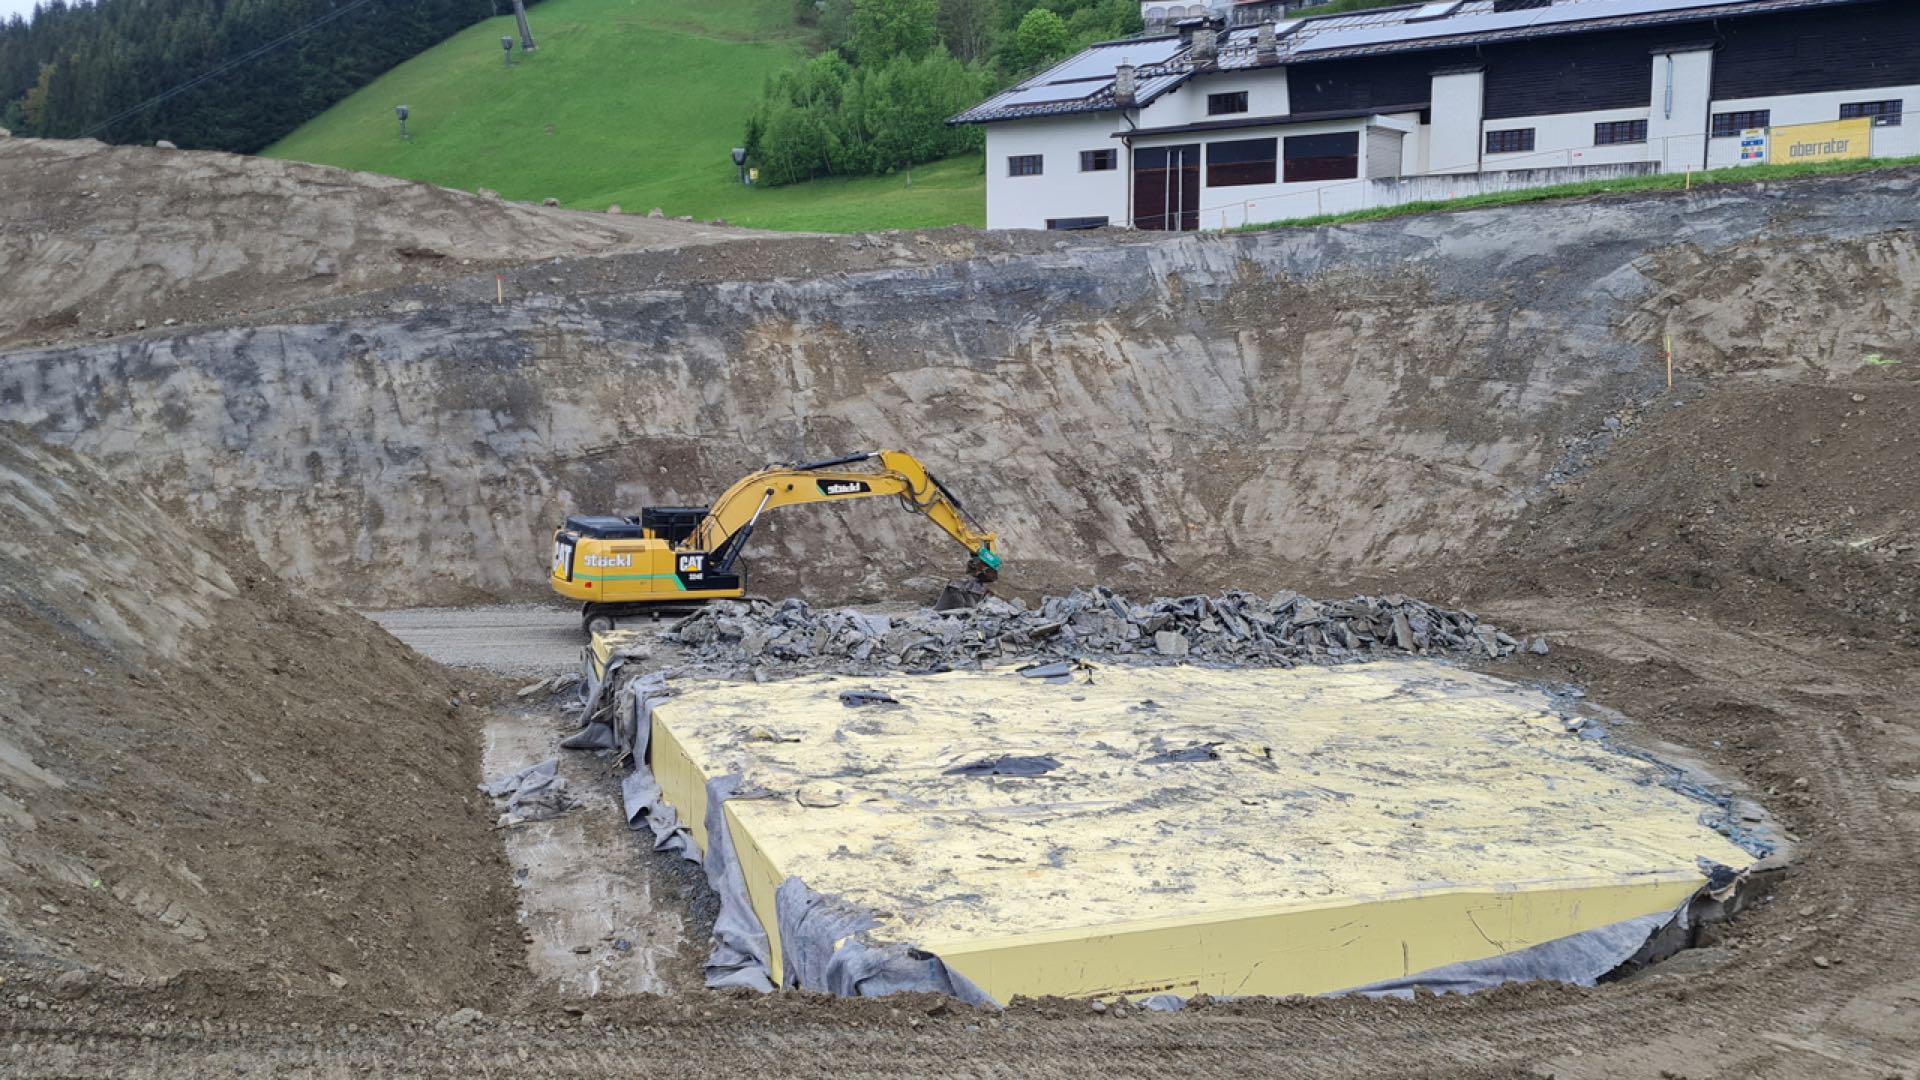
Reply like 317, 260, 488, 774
1772, 117, 1873, 164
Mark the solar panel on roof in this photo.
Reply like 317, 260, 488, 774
1409, 1, 1465, 19
1041, 36, 1184, 83
996, 81, 1105, 108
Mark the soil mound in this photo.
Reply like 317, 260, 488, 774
1505, 368, 1919, 643
0, 137, 749, 349
0, 424, 517, 1006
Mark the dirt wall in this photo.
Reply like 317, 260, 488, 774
0, 425, 520, 1005
2, 170, 1916, 608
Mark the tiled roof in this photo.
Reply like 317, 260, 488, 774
949, 37, 1191, 125
949, 0, 1870, 126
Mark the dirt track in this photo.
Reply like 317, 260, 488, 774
0, 148, 1916, 1076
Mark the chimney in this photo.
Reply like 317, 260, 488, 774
1114, 61, 1137, 107
1193, 26, 1217, 67
1256, 21, 1277, 62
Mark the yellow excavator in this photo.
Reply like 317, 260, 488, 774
548, 450, 1002, 633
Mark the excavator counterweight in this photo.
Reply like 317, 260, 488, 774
548, 450, 1000, 633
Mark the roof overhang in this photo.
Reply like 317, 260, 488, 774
1116, 104, 1429, 140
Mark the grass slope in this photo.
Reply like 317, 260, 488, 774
265, 0, 985, 231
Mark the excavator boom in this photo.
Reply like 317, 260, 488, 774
692, 450, 999, 575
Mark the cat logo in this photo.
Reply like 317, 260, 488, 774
678, 554, 705, 578
818, 479, 872, 496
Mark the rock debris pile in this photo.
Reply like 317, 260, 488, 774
665, 587, 1537, 674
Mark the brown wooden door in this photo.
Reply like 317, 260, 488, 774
1132, 143, 1200, 231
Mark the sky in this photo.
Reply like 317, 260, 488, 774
2, 0, 42, 23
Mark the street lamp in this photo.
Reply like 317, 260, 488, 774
502, 36, 514, 66
731, 147, 748, 185
395, 104, 410, 140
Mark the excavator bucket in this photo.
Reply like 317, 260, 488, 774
934, 577, 989, 611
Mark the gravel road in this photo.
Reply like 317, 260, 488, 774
365, 604, 588, 676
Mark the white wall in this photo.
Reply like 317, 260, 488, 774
1648, 48, 1714, 171
1137, 117, 1374, 229
984, 114, 1131, 230
976, 76, 1920, 230
1135, 67, 1290, 129
1428, 69, 1483, 174
1704, 85, 1920, 168
1373, 162, 1659, 208
1481, 106, 1657, 171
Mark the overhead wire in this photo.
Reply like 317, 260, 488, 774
80, 0, 384, 139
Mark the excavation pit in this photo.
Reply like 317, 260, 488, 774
639, 662, 1760, 1004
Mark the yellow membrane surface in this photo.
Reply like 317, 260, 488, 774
650, 662, 1753, 1002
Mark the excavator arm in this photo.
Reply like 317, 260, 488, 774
688, 450, 1001, 580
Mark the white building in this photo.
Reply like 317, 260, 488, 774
952, 0, 1920, 231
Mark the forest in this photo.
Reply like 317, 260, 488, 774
0, 0, 497, 149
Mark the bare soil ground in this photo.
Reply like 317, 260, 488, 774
0, 146, 1914, 1076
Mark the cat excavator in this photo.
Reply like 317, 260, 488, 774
548, 450, 1002, 633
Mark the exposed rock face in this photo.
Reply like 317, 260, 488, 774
2, 171, 1916, 608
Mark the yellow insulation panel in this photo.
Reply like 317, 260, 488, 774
649, 662, 1753, 1001
589, 628, 648, 682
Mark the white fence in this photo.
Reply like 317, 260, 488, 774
1371, 162, 1663, 206
1191, 159, 1666, 229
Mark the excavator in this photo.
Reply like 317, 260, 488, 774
548, 450, 1002, 633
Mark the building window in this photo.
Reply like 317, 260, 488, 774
1207, 137, 1277, 187
1711, 110, 1770, 137
1282, 131, 1359, 183
1484, 127, 1535, 155
1593, 119, 1648, 145
1007, 154, 1043, 177
1841, 99, 1903, 127
1208, 92, 1249, 116
1080, 149, 1116, 172
1046, 216, 1110, 231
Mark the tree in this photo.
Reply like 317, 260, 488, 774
936, 0, 994, 64
1012, 8, 1069, 71
814, 0, 855, 51
848, 0, 938, 65
19, 61, 52, 130
746, 50, 991, 185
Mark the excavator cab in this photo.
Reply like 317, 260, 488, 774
548, 450, 1000, 634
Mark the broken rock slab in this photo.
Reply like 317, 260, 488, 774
662, 587, 1526, 677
